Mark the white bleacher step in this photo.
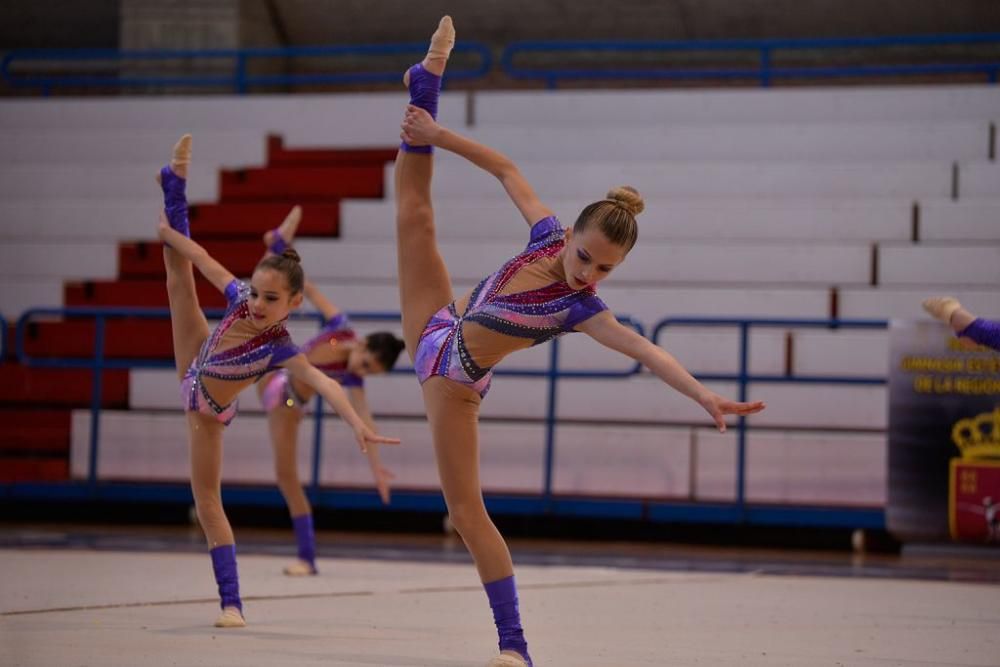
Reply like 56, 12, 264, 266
0, 93, 464, 144
0, 129, 266, 166
839, 287, 1000, 320
919, 199, 1000, 241
555, 376, 886, 430
0, 279, 64, 320
462, 121, 990, 162
130, 368, 884, 430
473, 86, 1000, 125
385, 159, 954, 199
341, 197, 914, 242
297, 238, 874, 285
0, 164, 218, 201
0, 201, 162, 242
879, 243, 1000, 286
297, 282, 835, 322
0, 242, 118, 280
958, 161, 1000, 197
70, 410, 884, 504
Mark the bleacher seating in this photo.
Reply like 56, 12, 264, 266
1, 84, 998, 502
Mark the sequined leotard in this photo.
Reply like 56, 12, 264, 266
181, 279, 299, 424
260, 313, 363, 412
414, 216, 608, 397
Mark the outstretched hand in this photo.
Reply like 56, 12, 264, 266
697, 391, 766, 433
400, 105, 440, 147
370, 463, 396, 505
353, 424, 401, 454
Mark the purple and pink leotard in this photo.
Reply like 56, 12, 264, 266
181, 279, 299, 425
260, 313, 364, 412
414, 216, 608, 397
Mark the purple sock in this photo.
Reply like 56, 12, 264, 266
401, 63, 441, 155
209, 544, 242, 611
292, 513, 317, 571
159, 166, 190, 238
484, 575, 532, 666
959, 318, 1000, 351
268, 229, 288, 255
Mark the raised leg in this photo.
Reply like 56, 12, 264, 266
159, 135, 209, 378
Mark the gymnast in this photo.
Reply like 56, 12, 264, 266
255, 207, 405, 576
393, 17, 766, 666
157, 135, 398, 627
923, 297, 1000, 351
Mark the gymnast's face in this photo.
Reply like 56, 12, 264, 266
346, 344, 387, 378
249, 268, 303, 329
561, 226, 627, 291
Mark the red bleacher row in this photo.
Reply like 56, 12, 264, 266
1, 137, 397, 482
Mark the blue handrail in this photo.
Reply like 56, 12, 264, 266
501, 33, 1000, 88
652, 317, 889, 519
7, 307, 887, 529
13, 307, 643, 497
1, 42, 493, 94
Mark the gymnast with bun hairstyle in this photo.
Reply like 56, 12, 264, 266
255, 206, 405, 576
156, 135, 399, 628
394, 17, 766, 667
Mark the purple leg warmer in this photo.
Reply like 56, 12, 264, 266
268, 230, 288, 255
484, 575, 532, 666
159, 166, 190, 238
401, 63, 441, 154
209, 544, 242, 611
959, 317, 1000, 352
292, 513, 317, 572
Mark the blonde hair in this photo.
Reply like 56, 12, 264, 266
572, 185, 643, 252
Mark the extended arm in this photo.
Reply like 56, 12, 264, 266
577, 312, 766, 431
400, 105, 553, 226
303, 280, 340, 321
348, 387, 395, 504
158, 213, 235, 293
282, 355, 400, 451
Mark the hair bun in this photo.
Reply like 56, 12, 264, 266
606, 185, 644, 217
281, 247, 301, 264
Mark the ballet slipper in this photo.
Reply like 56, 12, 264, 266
403, 15, 454, 84
214, 606, 246, 628
282, 558, 317, 576
922, 296, 962, 324
400, 17, 454, 154
265, 205, 302, 254
486, 654, 529, 667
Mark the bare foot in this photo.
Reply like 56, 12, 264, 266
405, 15, 454, 85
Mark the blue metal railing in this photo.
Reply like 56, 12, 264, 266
652, 317, 888, 521
501, 33, 1000, 88
6, 308, 887, 529
1, 42, 493, 94
12, 307, 643, 500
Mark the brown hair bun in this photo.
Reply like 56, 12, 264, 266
606, 185, 644, 217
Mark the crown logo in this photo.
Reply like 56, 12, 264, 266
951, 408, 1000, 460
